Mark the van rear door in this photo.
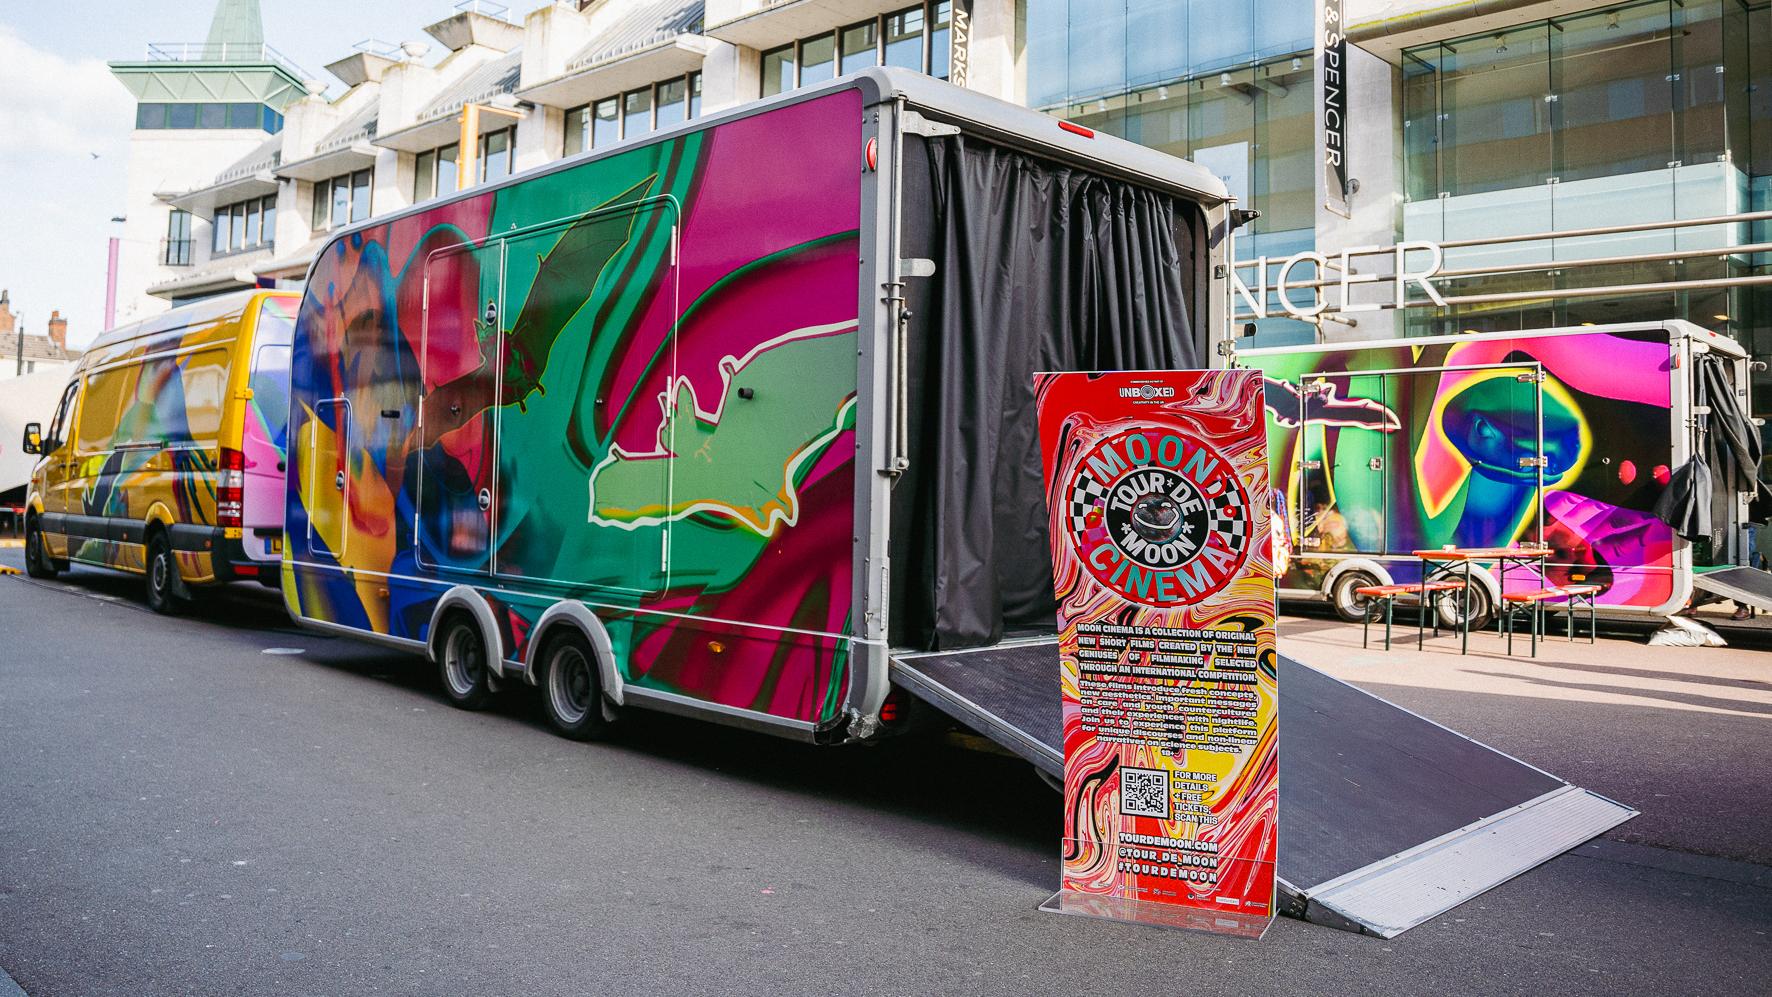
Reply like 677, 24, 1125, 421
242, 296, 296, 560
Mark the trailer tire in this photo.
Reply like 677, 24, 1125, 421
436, 611, 493, 711
538, 629, 611, 741
1436, 582, 1494, 632
23, 516, 58, 579
1329, 569, 1382, 623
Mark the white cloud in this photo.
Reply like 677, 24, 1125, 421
0, 25, 133, 347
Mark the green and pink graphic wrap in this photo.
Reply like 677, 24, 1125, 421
285, 92, 863, 724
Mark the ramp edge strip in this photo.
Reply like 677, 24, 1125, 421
1303, 785, 1638, 938
1691, 569, 1772, 610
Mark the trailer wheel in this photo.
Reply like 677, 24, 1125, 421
1329, 569, 1382, 623
436, 611, 492, 710
145, 531, 187, 615
538, 629, 611, 741
1436, 583, 1494, 632
23, 516, 58, 579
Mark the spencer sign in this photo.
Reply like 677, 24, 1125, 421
1231, 241, 1451, 319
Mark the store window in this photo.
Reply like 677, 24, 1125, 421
134, 102, 284, 133
1025, 0, 1312, 119
414, 143, 460, 202
760, 2, 953, 97
479, 127, 515, 184
212, 194, 275, 256
561, 72, 704, 157
1401, 0, 1747, 200
312, 170, 371, 231
163, 210, 193, 266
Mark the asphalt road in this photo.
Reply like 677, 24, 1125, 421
1, 554, 1768, 996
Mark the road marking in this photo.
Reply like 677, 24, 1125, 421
0, 566, 19, 576
262, 647, 305, 656
0, 964, 26, 997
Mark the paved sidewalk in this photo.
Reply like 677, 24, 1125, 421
1279, 611, 1772, 865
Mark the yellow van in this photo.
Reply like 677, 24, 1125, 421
20, 289, 299, 612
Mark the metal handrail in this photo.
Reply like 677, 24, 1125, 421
142, 41, 309, 78
453, 0, 510, 18
1233, 208, 1772, 269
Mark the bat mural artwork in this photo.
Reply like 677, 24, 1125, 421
1242, 324, 1752, 621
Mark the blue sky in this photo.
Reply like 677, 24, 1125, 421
0, 1, 552, 346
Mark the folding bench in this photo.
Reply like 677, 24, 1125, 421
1355, 580, 1469, 651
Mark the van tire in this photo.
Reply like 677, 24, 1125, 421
145, 532, 187, 615
436, 611, 493, 710
23, 517, 58, 579
538, 629, 611, 741
1329, 569, 1382, 623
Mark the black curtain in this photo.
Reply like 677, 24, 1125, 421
1656, 355, 1764, 553
891, 134, 1202, 650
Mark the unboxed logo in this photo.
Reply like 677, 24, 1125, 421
1119, 384, 1175, 400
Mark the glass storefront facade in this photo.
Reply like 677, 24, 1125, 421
1023, 0, 1318, 342
1399, 0, 1772, 379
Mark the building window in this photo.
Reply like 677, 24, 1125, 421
478, 127, 515, 184
414, 144, 460, 202
134, 102, 284, 134
759, 3, 950, 98
561, 72, 703, 157
163, 210, 193, 266
312, 170, 372, 231
1401, 0, 1743, 200
212, 194, 275, 257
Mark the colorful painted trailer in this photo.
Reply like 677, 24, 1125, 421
1240, 321, 1755, 623
282, 69, 1234, 742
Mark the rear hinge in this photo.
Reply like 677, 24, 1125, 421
1300, 537, 1323, 550
1301, 460, 1323, 471
1517, 456, 1549, 469
899, 258, 936, 279
902, 109, 961, 138
1515, 370, 1546, 383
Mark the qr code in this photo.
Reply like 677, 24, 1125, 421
1120, 767, 1170, 819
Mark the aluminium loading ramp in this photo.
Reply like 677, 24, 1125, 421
890, 642, 1637, 938
1693, 565, 1772, 613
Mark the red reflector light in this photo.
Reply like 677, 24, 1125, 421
233, 564, 258, 577
864, 137, 878, 171
1057, 120, 1095, 139
218, 447, 245, 529
879, 691, 904, 724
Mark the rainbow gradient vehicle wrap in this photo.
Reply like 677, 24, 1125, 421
284, 91, 864, 724
1248, 328, 1685, 612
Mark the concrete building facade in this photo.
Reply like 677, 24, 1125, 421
107, 0, 1772, 407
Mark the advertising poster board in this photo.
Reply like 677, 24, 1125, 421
1035, 369, 1278, 938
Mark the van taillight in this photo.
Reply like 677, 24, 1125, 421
218, 447, 245, 528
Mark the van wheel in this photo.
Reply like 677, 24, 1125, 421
437, 611, 492, 710
540, 630, 611, 740
1329, 569, 1382, 622
23, 517, 58, 579
145, 532, 187, 615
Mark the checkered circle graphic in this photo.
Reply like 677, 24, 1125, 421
1069, 471, 1108, 534
1208, 482, 1248, 545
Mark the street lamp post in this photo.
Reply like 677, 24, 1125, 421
15, 309, 23, 378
